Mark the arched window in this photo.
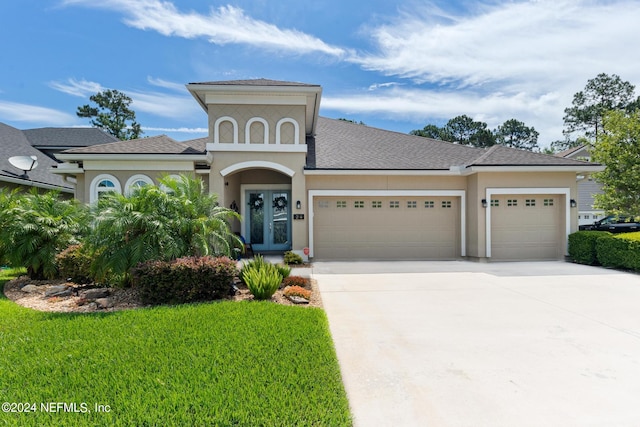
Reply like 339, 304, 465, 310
214, 116, 239, 143
275, 118, 300, 144
125, 174, 154, 195
245, 117, 269, 144
90, 174, 122, 203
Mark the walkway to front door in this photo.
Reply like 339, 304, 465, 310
246, 190, 291, 252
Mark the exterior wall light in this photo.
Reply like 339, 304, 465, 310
296, 200, 302, 209
570, 199, 577, 208
481, 199, 488, 208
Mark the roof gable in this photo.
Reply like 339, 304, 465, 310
188, 78, 320, 88
23, 127, 118, 148
61, 135, 205, 155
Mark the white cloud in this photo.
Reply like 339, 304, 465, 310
129, 90, 202, 119
62, 0, 347, 57
334, 0, 640, 145
48, 78, 104, 97
0, 100, 77, 124
355, 0, 640, 89
49, 76, 200, 120
322, 85, 565, 145
146, 76, 187, 92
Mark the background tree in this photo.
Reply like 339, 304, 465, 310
591, 110, 640, 215
494, 119, 540, 151
410, 124, 443, 139
440, 115, 496, 147
77, 89, 143, 140
562, 73, 636, 147
337, 118, 366, 125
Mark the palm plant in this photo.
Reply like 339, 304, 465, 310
88, 175, 241, 286
0, 189, 88, 279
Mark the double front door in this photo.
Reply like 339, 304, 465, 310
246, 190, 291, 252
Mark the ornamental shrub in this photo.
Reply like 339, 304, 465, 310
282, 276, 310, 289
568, 231, 611, 265
56, 244, 94, 284
283, 251, 303, 265
276, 263, 292, 280
283, 285, 311, 300
131, 256, 238, 305
243, 263, 282, 300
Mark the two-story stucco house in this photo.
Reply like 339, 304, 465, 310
53, 78, 603, 261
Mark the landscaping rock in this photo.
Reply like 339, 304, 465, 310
286, 295, 309, 304
81, 288, 110, 300
95, 298, 114, 309
45, 285, 71, 297
20, 284, 40, 293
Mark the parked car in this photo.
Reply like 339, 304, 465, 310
579, 215, 640, 233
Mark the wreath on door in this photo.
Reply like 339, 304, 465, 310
273, 196, 288, 211
249, 194, 264, 211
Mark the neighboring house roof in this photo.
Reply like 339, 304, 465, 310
188, 78, 320, 88
23, 127, 118, 149
0, 122, 72, 191
61, 135, 206, 155
307, 117, 598, 171
556, 144, 591, 160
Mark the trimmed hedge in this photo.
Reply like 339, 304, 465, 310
596, 232, 640, 271
570, 230, 640, 272
568, 231, 611, 265
131, 256, 238, 305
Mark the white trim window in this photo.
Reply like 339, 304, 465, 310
125, 174, 154, 195
90, 174, 122, 203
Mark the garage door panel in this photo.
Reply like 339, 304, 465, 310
314, 196, 460, 260
491, 194, 562, 260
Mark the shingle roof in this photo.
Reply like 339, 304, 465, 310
468, 144, 592, 167
189, 78, 320, 87
0, 122, 71, 190
23, 127, 118, 148
308, 117, 595, 170
62, 135, 205, 155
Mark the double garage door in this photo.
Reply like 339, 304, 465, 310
313, 196, 460, 260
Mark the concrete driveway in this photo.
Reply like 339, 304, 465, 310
312, 261, 640, 427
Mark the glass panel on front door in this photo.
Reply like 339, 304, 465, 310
246, 190, 291, 252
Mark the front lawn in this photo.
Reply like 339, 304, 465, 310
0, 276, 352, 426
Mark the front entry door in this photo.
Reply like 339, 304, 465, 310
246, 190, 291, 252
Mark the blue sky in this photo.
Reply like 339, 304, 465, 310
1, 0, 640, 148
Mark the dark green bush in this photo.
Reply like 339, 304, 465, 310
568, 231, 611, 265
595, 232, 640, 271
56, 244, 94, 284
131, 256, 238, 305
623, 234, 640, 271
283, 251, 303, 265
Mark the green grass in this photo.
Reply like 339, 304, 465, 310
0, 273, 352, 426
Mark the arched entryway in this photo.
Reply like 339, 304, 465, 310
220, 162, 294, 252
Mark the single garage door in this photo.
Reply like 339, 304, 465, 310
313, 196, 460, 260
491, 194, 563, 260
